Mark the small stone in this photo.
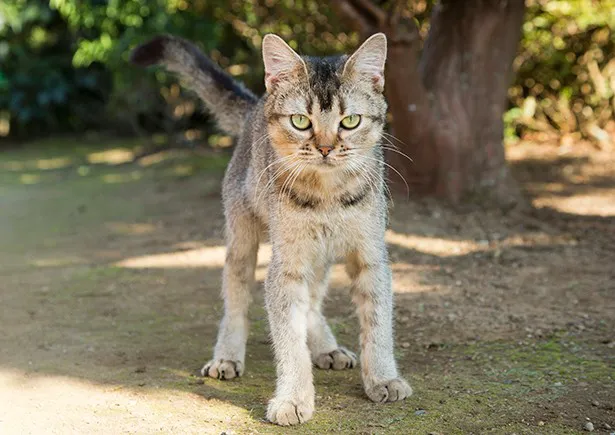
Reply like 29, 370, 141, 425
604, 423, 611, 429
414, 409, 427, 416
538, 421, 545, 426
401, 342, 411, 349
584, 422, 594, 432
591, 400, 599, 407
553, 382, 563, 387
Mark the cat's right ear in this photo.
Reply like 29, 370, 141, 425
262, 34, 307, 92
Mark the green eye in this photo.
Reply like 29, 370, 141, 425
341, 114, 361, 129
290, 114, 311, 130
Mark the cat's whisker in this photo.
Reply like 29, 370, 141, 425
379, 134, 399, 151
257, 159, 299, 206
378, 134, 414, 163
347, 159, 378, 203
358, 168, 377, 204
353, 140, 414, 164
380, 146, 414, 164
285, 162, 307, 205
349, 152, 410, 198
247, 133, 271, 154
277, 162, 305, 207
253, 154, 296, 203
382, 131, 409, 148
357, 159, 392, 206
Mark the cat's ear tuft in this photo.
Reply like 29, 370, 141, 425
130, 35, 172, 67
262, 34, 307, 92
343, 33, 387, 92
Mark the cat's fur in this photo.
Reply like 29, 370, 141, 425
131, 33, 411, 426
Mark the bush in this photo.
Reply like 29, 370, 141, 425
0, 1, 109, 137
507, 0, 615, 147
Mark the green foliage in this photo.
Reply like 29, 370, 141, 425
507, 0, 615, 145
2, 0, 614, 146
0, 1, 109, 136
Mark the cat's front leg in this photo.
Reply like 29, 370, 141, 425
264, 254, 315, 426
346, 246, 413, 403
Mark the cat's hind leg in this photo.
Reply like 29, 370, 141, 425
202, 205, 259, 380
307, 265, 357, 370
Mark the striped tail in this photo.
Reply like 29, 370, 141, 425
130, 35, 258, 136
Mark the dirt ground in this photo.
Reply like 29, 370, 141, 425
1, 137, 613, 434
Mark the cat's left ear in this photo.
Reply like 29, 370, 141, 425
343, 33, 387, 92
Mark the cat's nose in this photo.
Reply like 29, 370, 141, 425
317, 145, 333, 157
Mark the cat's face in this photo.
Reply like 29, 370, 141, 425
262, 34, 387, 172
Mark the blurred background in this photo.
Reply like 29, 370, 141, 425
1, 0, 613, 148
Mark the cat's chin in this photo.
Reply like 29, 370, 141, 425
308, 159, 345, 171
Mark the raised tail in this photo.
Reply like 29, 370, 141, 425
130, 35, 258, 136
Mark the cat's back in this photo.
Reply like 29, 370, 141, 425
221, 100, 267, 205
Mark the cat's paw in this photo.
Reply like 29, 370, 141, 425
201, 359, 243, 380
314, 347, 357, 370
266, 397, 314, 426
365, 377, 412, 403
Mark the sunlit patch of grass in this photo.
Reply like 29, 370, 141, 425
19, 173, 42, 184
87, 148, 135, 165
101, 170, 143, 184
35, 157, 74, 170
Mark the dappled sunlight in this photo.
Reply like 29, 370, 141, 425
391, 263, 443, 294
0, 161, 26, 171
386, 230, 482, 257
0, 368, 255, 434
35, 157, 74, 170
137, 150, 176, 167
533, 188, 615, 216
170, 164, 195, 177
87, 148, 135, 165
19, 173, 42, 185
386, 229, 578, 257
29, 256, 88, 267
101, 171, 142, 184
116, 244, 273, 269
105, 222, 157, 235
0, 157, 73, 172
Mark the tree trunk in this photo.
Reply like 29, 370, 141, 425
334, 0, 526, 205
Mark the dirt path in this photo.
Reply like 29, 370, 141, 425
1, 138, 613, 434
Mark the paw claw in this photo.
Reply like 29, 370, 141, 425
366, 378, 412, 403
201, 359, 243, 380
314, 347, 357, 370
267, 398, 314, 426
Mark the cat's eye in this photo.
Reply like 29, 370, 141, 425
290, 114, 311, 130
340, 114, 361, 129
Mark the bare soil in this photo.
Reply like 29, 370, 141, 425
0, 137, 613, 434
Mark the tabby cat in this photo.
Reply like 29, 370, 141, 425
131, 32, 411, 426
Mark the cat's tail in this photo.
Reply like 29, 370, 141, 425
130, 35, 258, 136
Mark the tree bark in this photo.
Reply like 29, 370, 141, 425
333, 0, 526, 205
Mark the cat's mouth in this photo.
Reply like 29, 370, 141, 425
309, 156, 346, 170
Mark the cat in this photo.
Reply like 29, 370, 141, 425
131, 32, 412, 426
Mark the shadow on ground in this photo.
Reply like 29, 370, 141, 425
0, 137, 613, 434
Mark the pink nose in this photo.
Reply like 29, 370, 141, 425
318, 146, 333, 157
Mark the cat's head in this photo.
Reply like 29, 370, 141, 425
262, 34, 387, 172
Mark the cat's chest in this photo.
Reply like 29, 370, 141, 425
273, 202, 380, 258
